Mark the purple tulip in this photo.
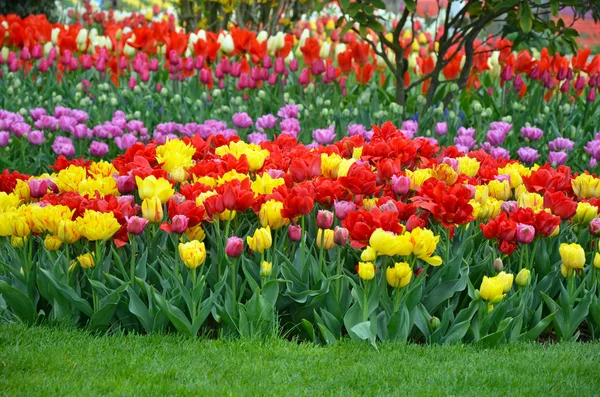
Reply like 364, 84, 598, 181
89, 141, 109, 157
490, 147, 511, 159
126, 216, 148, 235
115, 175, 136, 194
391, 175, 411, 195
348, 124, 367, 137
548, 137, 574, 152
0, 131, 9, 147
486, 129, 507, 146
280, 118, 300, 137
520, 126, 543, 141
247, 132, 268, 145
277, 104, 299, 119
402, 120, 418, 133
115, 133, 138, 150
517, 147, 540, 163
334, 200, 356, 220
51, 136, 75, 156
500, 201, 518, 214
312, 125, 336, 144
548, 151, 568, 167
435, 122, 448, 136
30, 108, 46, 121
256, 114, 278, 131
27, 130, 45, 145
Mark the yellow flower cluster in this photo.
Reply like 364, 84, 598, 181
367, 227, 442, 266
215, 141, 270, 171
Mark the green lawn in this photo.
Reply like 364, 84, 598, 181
1, 324, 599, 396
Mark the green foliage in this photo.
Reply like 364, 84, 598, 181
0, 0, 57, 21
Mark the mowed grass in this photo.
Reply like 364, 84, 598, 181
1, 323, 599, 396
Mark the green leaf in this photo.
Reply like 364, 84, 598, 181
0, 280, 36, 324
152, 290, 193, 337
127, 287, 152, 332
550, 0, 558, 17
478, 318, 512, 347
88, 283, 128, 332
302, 319, 316, 342
521, 311, 557, 341
349, 321, 378, 349
39, 269, 93, 318
519, 2, 533, 34
404, 0, 416, 13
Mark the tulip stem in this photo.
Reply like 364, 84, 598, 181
191, 267, 197, 318
363, 280, 369, 322
65, 244, 70, 285
231, 258, 237, 303
130, 235, 136, 286
335, 247, 342, 303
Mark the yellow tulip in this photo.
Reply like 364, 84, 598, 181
386, 262, 412, 288
515, 269, 531, 287
56, 165, 87, 193
178, 240, 207, 269
410, 228, 442, 266
142, 196, 164, 223
77, 253, 95, 269
155, 139, 196, 173
369, 228, 412, 257
479, 276, 505, 303
260, 261, 273, 277
11, 236, 26, 248
0, 192, 21, 212
251, 173, 285, 195
360, 246, 376, 262
0, 211, 14, 236
496, 271, 514, 293
185, 225, 206, 242
559, 243, 585, 276
594, 252, 600, 269
75, 210, 121, 241
135, 175, 174, 203
247, 226, 272, 253
572, 174, 600, 199
13, 179, 30, 202
573, 202, 598, 226
316, 228, 335, 250
259, 200, 289, 230
57, 219, 81, 244
44, 234, 63, 251
357, 262, 375, 281
457, 156, 480, 177
488, 179, 511, 201
10, 215, 31, 237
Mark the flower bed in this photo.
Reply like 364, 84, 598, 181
0, 122, 599, 344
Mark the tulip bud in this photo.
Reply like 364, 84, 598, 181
500, 200, 518, 214
493, 257, 504, 273
316, 228, 335, 250
333, 226, 349, 246
44, 234, 62, 251
142, 196, 164, 223
429, 316, 440, 329
589, 218, 600, 236
225, 236, 244, 258
391, 175, 411, 195
260, 261, 273, 277
171, 214, 189, 234
515, 268, 531, 287
287, 225, 302, 242
316, 210, 334, 229
126, 216, 148, 235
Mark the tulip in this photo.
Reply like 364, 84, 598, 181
76, 253, 95, 269
260, 261, 273, 277
515, 269, 531, 287
334, 200, 356, 220
493, 258, 504, 273
185, 225, 206, 242
479, 276, 505, 303
559, 243, 586, 277
58, 220, 81, 244
247, 226, 272, 253
136, 175, 174, 203
386, 262, 412, 288
259, 200, 289, 230
334, 226, 349, 246
115, 175, 135, 194
360, 246, 376, 262
226, 236, 244, 258
178, 240, 206, 269
589, 218, 600, 236
573, 202, 598, 226
126, 216, 148, 235
287, 225, 302, 242
28, 179, 48, 198
75, 210, 121, 241
369, 228, 412, 257
44, 234, 62, 251
316, 228, 335, 250
316, 210, 334, 229
434, 122, 448, 136
171, 215, 189, 234
356, 262, 376, 281
496, 271, 514, 293
391, 175, 411, 195
142, 196, 164, 223
515, 223, 535, 244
